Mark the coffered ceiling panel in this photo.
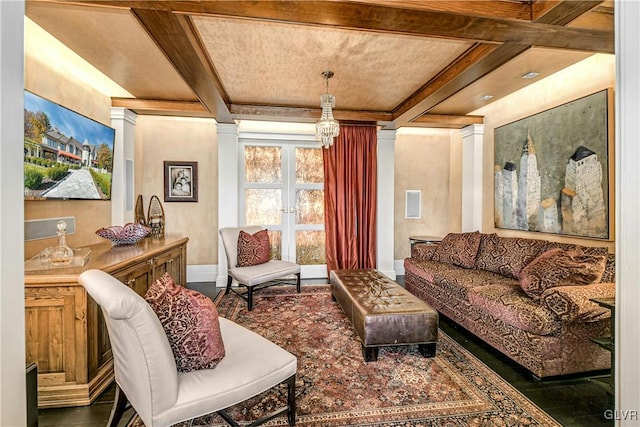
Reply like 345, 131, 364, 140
192, 15, 473, 111
26, 1, 197, 101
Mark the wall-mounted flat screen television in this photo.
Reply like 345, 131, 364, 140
24, 90, 116, 200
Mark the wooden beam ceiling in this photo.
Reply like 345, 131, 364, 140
43, 0, 611, 128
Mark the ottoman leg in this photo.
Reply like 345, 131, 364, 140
418, 343, 436, 358
362, 345, 378, 362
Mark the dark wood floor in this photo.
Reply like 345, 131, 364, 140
38, 279, 613, 427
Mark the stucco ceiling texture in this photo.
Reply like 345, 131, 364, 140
192, 16, 472, 112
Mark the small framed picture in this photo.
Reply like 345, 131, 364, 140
164, 161, 198, 202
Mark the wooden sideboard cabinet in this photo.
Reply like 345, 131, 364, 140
24, 235, 188, 408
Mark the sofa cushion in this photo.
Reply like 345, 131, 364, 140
600, 253, 616, 283
468, 284, 561, 336
237, 229, 270, 267
411, 243, 437, 261
145, 273, 226, 372
541, 282, 615, 322
474, 234, 549, 279
519, 248, 607, 300
432, 231, 482, 269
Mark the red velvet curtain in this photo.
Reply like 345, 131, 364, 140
323, 124, 377, 273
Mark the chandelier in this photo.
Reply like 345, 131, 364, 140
315, 70, 339, 148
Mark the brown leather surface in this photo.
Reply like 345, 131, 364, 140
330, 269, 438, 346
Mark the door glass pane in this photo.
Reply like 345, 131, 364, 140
267, 230, 282, 260
244, 189, 281, 225
295, 147, 323, 183
245, 146, 282, 183
296, 189, 324, 224
296, 231, 326, 265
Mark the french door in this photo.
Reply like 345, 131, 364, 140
239, 141, 327, 278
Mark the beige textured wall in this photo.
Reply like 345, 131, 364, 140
473, 53, 616, 251
135, 116, 218, 265
394, 129, 462, 259
24, 21, 114, 258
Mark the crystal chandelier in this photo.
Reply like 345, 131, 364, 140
315, 71, 339, 148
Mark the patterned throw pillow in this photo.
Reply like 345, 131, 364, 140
519, 248, 607, 301
474, 234, 549, 279
432, 231, 482, 269
237, 229, 270, 267
145, 273, 225, 372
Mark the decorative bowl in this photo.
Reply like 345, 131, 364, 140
96, 223, 151, 245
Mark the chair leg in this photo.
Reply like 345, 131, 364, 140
287, 374, 296, 426
225, 275, 233, 295
247, 286, 254, 311
107, 383, 128, 427
295, 273, 301, 293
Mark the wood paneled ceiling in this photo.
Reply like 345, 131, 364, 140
26, 0, 614, 129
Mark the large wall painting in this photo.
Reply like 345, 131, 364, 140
494, 89, 612, 239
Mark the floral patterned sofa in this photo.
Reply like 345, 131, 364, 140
404, 231, 615, 378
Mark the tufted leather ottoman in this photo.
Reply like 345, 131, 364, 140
330, 269, 438, 362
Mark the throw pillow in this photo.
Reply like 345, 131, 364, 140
474, 234, 549, 279
145, 273, 225, 372
237, 229, 270, 267
432, 231, 481, 269
519, 248, 607, 300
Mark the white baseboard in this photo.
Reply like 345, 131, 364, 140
187, 264, 218, 284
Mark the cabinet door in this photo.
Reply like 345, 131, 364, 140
114, 258, 154, 296
25, 286, 86, 391
153, 245, 185, 285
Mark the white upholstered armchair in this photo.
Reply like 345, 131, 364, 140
220, 226, 301, 311
78, 269, 297, 427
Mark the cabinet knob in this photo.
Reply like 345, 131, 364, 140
166, 259, 174, 264
126, 278, 135, 286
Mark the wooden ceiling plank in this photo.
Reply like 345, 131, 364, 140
111, 98, 209, 114
332, 1, 533, 21
229, 104, 392, 123
412, 114, 484, 125
533, 0, 604, 26
49, 0, 613, 53
130, 7, 234, 123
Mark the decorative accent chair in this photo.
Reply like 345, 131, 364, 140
78, 269, 297, 427
219, 226, 301, 311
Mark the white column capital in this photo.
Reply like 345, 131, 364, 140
110, 107, 137, 125
461, 123, 484, 138
217, 122, 239, 137
377, 128, 397, 144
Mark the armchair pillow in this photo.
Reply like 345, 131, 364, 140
237, 229, 271, 267
519, 248, 607, 300
145, 273, 225, 372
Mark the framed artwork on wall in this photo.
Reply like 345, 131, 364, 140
164, 161, 198, 202
494, 88, 613, 240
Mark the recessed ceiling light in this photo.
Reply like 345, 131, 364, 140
521, 71, 540, 79
480, 95, 494, 101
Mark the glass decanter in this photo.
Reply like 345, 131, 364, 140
50, 220, 74, 266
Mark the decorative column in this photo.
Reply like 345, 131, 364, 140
461, 124, 484, 232
110, 108, 137, 225
1, 1, 27, 424
377, 129, 396, 279
217, 123, 239, 287
616, 1, 640, 418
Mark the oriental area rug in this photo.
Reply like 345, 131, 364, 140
129, 285, 560, 426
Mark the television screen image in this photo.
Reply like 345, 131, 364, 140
23, 90, 116, 200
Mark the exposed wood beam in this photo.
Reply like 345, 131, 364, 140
130, 8, 234, 123
51, 0, 613, 53
533, 0, 603, 26
412, 114, 484, 127
111, 98, 210, 115
229, 104, 392, 123
392, 43, 531, 127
